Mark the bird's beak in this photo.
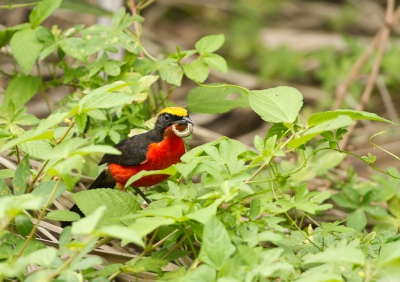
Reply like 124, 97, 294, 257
172, 116, 194, 138
177, 116, 195, 126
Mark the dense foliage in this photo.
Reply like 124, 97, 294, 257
0, 1, 399, 281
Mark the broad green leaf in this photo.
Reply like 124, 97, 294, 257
303, 246, 365, 265
158, 58, 183, 86
186, 198, 224, 225
249, 86, 303, 123
79, 83, 136, 111
74, 112, 87, 133
21, 247, 57, 267
12, 156, 30, 195
60, 37, 86, 62
4, 76, 41, 108
287, 115, 355, 148
71, 206, 106, 235
295, 273, 344, 282
0, 179, 11, 197
29, 0, 62, 28
10, 29, 43, 75
47, 155, 83, 189
125, 166, 177, 188
31, 180, 67, 205
71, 189, 140, 227
99, 225, 143, 247
37, 111, 72, 132
249, 198, 261, 220
15, 215, 34, 237
183, 59, 209, 83
128, 217, 175, 237
19, 140, 52, 160
198, 216, 236, 270
347, 209, 367, 231
135, 75, 159, 93
195, 34, 225, 54
308, 109, 395, 126
187, 84, 249, 114
203, 53, 227, 73
181, 264, 216, 282
45, 210, 81, 222
74, 144, 121, 156
0, 194, 44, 217
378, 240, 400, 267
257, 231, 283, 243
0, 169, 14, 179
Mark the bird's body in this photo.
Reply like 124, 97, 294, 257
107, 124, 186, 187
65, 107, 194, 224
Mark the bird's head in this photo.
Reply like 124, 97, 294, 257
156, 107, 194, 137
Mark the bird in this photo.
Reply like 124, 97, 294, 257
65, 107, 194, 224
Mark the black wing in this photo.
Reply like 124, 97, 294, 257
99, 130, 163, 166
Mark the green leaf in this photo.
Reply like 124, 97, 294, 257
198, 216, 236, 270
302, 246, 365, 265
47, 155, 83, 190
79, 82, 136, 111
347, 209, 367, 231
295, 273, 344, 282
186, 198, 224, 224
15, 215, 34, 237
60, 37, 86, 62
99, 225, 143, 247
0, 194, 44, 217
0, 169, 15, 179
75, 113, 87, 133
249, 86, 303, 123
203, 53, 227, 73
183, 59, 209, 83
195, 34, 225, 54
135, 75, 159, 93
257, 231, 283, 243
71, 189, 140, 227
74, 144, 121, 156
187, 84, 249, 114
45, 210, 81, 222
31, 180, 67, 205
249, 198, 261, 220
0, 179, 11, 197
71, 206, 106, 235
288, 115, 355, 148
20, 247, 57, 267
19, 140, 52, 160
125, 166, 177, 188
378, 240, 400, 267
308, 109, 395, 126
29, 0, 62, 28
12, 155, 30, 195
181, 264, 216, 282
10, 28, 43, 75
129, 217, 175, 237
266, 123, 289, 140
158, 58, 183, 86
4, 76, 41, 109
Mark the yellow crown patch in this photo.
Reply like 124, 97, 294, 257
158, 107, 188, 117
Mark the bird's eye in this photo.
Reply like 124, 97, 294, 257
164, 114, 171, 121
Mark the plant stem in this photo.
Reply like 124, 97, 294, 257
0, 2, 40, 9
16, 178, 61, 258
128, 0, 144, 58
25, 121, 75, 194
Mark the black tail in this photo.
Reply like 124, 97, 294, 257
61, 171, 115, 227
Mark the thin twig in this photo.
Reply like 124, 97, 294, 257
16, 179, 61, 258
340, 0, 396, 150
332, 4, 400, 110
128, 0, 144, 58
